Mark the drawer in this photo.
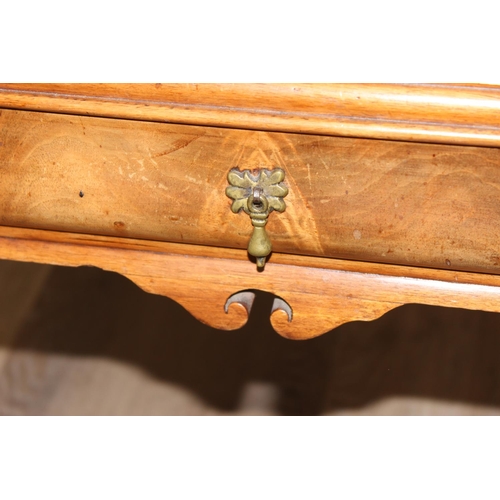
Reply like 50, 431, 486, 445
1, 107, 500, 275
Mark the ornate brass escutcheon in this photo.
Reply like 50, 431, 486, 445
226, 167, 288, 270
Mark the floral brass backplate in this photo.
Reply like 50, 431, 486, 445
226, 168, 288, 270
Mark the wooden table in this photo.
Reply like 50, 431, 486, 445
1, 83, 500, 339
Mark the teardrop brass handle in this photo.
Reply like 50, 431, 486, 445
226, 167, 288, 270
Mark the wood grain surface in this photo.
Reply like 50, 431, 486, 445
2, 226, 500, 339
1, 84, 500, 146
2, 108, 500, 274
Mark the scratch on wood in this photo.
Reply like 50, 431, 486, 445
185, 175, 202, 185
147, 150, 159, 169
306, 163, 312, 190
152, 136, 199, 159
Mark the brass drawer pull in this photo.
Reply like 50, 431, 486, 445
226, 167, 288, 269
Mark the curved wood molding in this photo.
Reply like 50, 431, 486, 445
2, 226, 500, 339
1, 84, 500, 146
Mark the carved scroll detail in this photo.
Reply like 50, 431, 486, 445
2, 227, 500, 340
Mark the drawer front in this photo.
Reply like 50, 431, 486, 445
1, 108, 500, 274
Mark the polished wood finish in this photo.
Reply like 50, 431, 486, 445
2, 226, 500, 340
2, 83, 500, 339
1, 84, 500, 146
2, 108, 500, 275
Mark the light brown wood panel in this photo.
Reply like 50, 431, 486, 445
2, 226, 500, 340
2, 108, 500, 274
1, 84, 500, 146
